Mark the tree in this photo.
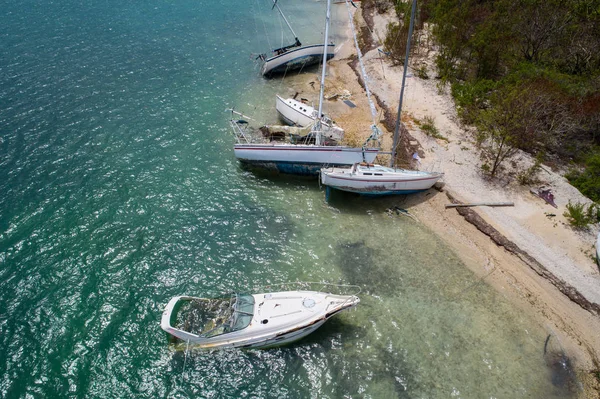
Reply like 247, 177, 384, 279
477, 86, 539, 177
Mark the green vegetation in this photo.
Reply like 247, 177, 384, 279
362, 0, 393, 14
415, 116, 447, 141
382, 0, 600, 186
517, 152, 544, 186
563, 201, 599, 229
383, 21, 410, 65
416, 64, 428, 79
426, 0, 600, 179
565, 151, 600, 203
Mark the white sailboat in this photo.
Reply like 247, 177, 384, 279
321, 163, 443, 196
231, 115, 377, 175
259, 0, 335, 77
276, 95, 318, 127
320, 0, 443, 197
231, 0, 380, 175
275, 94, 344, 140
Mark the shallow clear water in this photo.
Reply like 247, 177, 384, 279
0, 0, 574, 397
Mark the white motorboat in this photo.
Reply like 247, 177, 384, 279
161, 290, 359, 349
320, 162, 444, 196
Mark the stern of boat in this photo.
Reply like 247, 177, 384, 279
160, 296, 204, 342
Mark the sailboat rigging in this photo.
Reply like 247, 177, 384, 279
230, 0, 380, 175
258, 0, 336, 77
320, 0, 443, 197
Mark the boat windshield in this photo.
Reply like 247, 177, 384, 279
200, 294, 255, 338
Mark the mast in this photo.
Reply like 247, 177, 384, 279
315, 0, 332, 146
271, 0, 301, 46
390, 0, 417, 167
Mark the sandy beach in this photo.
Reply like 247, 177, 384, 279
279, 3, 600, 394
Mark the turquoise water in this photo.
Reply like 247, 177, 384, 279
0, 0, 575, 397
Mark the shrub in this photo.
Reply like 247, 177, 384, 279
565, 151, 600, 203
383, 22, 408, 65
563, 201, 599, 229
362, 0, 393, 14
517, 152, 544, 185
450, 79, 498, 123
416, 116, 447, 141
416, 64, 429, 79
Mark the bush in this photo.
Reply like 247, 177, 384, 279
565, 151, 600, 203
362, 0, 393, 14
416, 64, 429, 79
517, 152, 544, 185
451, 79, 498, 124
416, 116, 447, 141
383, 22, 408, 65
563, 201, 599, 229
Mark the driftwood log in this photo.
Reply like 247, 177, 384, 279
445, 202, 514, 208
446, 192, 600, 317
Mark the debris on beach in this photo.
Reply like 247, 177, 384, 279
387, 206, 418, 221
445, 202, 514, 208
530, 187, 558, 208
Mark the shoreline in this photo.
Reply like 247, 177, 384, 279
315, 2, 600, 394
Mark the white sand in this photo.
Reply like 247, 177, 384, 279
316, 3, 600, 380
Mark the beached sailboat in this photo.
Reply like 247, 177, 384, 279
275, 94, 344, 140
259, 0, 335, 77
321, 162, 443, 195
161, 288, 360, 349
320, 0, 443, 196
275, 95, 334, 127
231, 0, 380, 175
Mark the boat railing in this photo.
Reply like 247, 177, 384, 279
228, 109, 263, 144
255, 281, 361, 297
229, 119, 251, 144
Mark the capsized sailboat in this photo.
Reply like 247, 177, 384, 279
161, 288, 360, 349
259, 0, 335, 77
320, 0, 443, 197
275, 94, 344, 133
231, 0, 380, 175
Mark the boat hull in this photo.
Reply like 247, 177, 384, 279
240, 319, 328, 349
276, 94, 315, 127
321, 166, 443, 196
161, 291, 359, 349
262, 44, 335, 77
234, 144, 379, 175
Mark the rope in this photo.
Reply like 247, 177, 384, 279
447, 265, 497, 301
182, 339, 190, 374
254, 0, 272, 52
344, 0, 382, 145
278, 16, 285, 49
